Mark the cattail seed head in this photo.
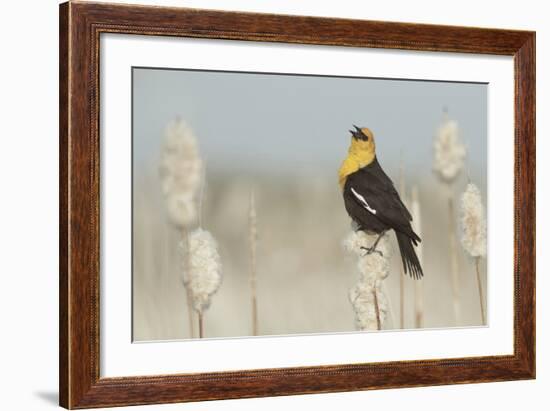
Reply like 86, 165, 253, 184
344, 230, 392, 330
460, 183, 487, 258
433, 114, 466, 183
343, 231, 391, 286
182, 228, 223, 313
343, 230, 392, 259
349, 283, 388, 331
159, 119, 203, 227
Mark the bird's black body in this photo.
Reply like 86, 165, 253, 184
343, 157, 423, 279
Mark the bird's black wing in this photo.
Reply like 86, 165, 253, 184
344, 157, 418, 241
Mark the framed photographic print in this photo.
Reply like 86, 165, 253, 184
59, 1, 535, 409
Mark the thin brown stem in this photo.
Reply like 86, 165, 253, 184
448, 191, 461, 325
373, 287, 382, 331
198, 312, 204, 338
475, 257, 486, 325
399, 274, 405, 328
249, 191, 259, 336
414, 280, 424, 328
181, 228, 196, 338
398, 157, 406, 329
411, 186, 424, 329
251, 295, 258, 336
198, 162, 206, 228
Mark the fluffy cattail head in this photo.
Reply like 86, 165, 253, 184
460, 183, 487, 258
349, 283, 388, 331
343, 231, 392, 286
344, 230, 392, 330
433, 114, 466, 183
159, 119, 203, 227
182, 228, 223, 313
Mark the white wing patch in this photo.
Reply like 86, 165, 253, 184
351, 187, 377, 214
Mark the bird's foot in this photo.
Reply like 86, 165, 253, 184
360, 246, 383, 257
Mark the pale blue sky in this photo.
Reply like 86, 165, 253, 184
133, 67, 486, 186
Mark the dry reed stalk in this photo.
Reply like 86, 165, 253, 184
414, 280, 424, 328
400, 273, 405, 328
433, 112, 466, 326
475, 258, 486, 324
448, 191, 461, 325
410, 186, 424, 328
398, 156, 406, 329
459, 183, 487, 325
198, 312, 204, 339
181, 228, 196, 338
372, 287, 382, 330
248, 191, 259, 336
198, 162, 206, 229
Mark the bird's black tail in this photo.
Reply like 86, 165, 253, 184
396, 231, 423, 279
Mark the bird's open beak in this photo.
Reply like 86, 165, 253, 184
349, 125, 362, 138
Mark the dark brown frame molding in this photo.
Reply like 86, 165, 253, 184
59, 1, 535, 408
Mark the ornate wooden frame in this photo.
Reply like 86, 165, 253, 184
59, 1, 535, 408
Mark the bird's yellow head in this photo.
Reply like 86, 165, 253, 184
348, 125, 376, 158
338, 126, 377, 189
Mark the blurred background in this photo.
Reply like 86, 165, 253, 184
132, 67, 487, 342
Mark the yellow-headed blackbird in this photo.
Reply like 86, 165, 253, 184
339, 126, 423, 279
